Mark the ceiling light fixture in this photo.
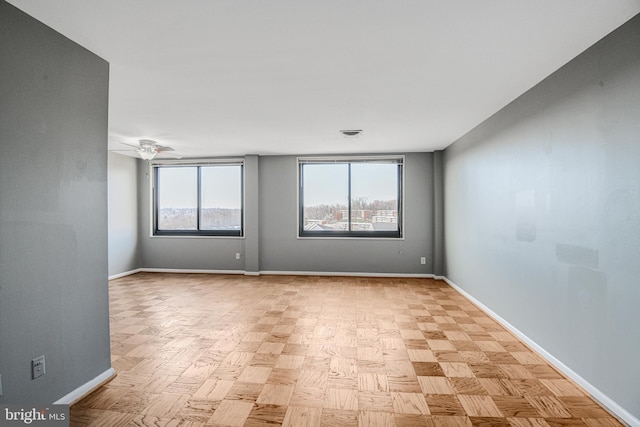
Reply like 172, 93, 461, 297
340, 129, 363, 137
137, 139, 158, 160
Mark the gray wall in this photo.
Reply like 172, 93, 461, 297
432, 150, 445, 276
0, 1, 111, 403
138, 160, 246, 271
108, 152, 140, 276
244, 155, 260, 274
259, 153, 433, 274
136, 152, 436, 275
444, 14, 640, 420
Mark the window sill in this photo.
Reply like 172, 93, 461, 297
296, 235, 405, 241
149, 234, 245, 240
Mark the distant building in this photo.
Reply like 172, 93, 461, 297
339, 209, 371, 220
305, 208, 397, 230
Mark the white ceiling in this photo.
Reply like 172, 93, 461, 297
8, 0, 640, 158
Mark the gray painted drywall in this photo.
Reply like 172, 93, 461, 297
259, 153, 433, 274
432, 150, 445, 276
444, 14, 640, 420
0, 1, 111, 403
138, 153, 434, 274
244, 155, 260, 273
138, 160, 245, 270
108, 152, 140, 276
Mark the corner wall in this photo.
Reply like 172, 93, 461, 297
444, 14, 640, 421
108, 152, 140, 276
0, 1, 111, 403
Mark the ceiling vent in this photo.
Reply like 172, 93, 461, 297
340, 129, 362, 137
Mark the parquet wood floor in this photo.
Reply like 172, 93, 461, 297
71, 273, 622, 426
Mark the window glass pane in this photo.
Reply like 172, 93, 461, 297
350, 163, 399, 232
157, 167, 197, 230
201, 165, 242, 231
302, 163, 349, 232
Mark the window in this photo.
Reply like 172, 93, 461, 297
153, 161, 243, 236
299, 156, 403, 238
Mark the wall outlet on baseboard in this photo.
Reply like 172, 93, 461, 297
235, 252, 241, 260
420, 257, 427, 265
32, 355, 45, 379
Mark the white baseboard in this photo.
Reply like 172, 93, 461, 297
111, 268, 436, 279
108, 268, 142, 280
443, 277, 639, 427
140, 268, 245, 275
259, 270, 435, 278
54, 368, 115, 405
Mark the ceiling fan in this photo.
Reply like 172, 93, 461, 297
111, 139, 181, 160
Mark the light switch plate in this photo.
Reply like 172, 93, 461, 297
32, 355, 45, 379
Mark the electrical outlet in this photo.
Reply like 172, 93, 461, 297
235, 252, 241, 260
420, 257, 427, 265
32, 355, 45, 379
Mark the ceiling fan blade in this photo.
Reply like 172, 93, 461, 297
118, 142, 141, 149
156, 151, 183, 159
110, 139, 177, 158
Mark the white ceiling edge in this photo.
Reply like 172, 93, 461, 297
8, 0, 640, 159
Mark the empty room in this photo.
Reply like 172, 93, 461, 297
1, 1, 639, 426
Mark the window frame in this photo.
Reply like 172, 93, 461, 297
151, 159, 244, 238
297, 155, 404, 239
